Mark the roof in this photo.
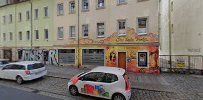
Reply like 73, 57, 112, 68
90, 66, 125, 76
9, 61, 41, 66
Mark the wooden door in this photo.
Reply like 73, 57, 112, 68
118, 52, 126, 70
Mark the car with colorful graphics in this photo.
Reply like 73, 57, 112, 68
68, 66, 131, 100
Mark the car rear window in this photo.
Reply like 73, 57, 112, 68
27, 63, 44, 70
0, 61, 9, 65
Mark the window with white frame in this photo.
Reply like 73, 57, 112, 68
19, 13, 22, 21
117, 0, 126, 4
9, 32, 13, 41
97, 0, 105, 8
57, 3, 64, 15
19, 32, 22, 40
34, 9, 38, 19
26, 31, 30, 40
44, 29, 49, 39
69, 26, 76, 37
82, 24, 88, 37
69, 1, 75, 13
97, 23, 105, 37
35, 30, 39, 40
118, 19, 126, 35
82, 0, 89, 11
57, 27, 64, 39
137, 17, 148, 35
26, 11, 30, 20
3, 16, 6, 24
44, 7, 48, 17
9, 14, 12, 23
3, 33, 6, 41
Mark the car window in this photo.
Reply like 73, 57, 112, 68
0, 61, 8, 65
81, 72, 105, 82
104, 73, 118, 83
27, 63, 44, 70
3, 65, 13, 70
7, 64, 25, 70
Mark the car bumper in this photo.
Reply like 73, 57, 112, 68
123, 90, 131, 100
23, 70, 47, 81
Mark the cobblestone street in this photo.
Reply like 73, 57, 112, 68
0, 65, 202, 100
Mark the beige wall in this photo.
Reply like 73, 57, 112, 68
160, 0, 203, 55
54, 0, 159, 46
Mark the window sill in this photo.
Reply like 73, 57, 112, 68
69, 11, 76, 14
97, 35, 105, 38
118, 34, 126, 37
117, 2, 127, 6
137, 33, 147, 35
83, 36, 89, 38
57, 38, 64, 40
69, 37, 76, 39
81, 9, 89, 12
57, 14, 64, 16
96, 6, 105, 10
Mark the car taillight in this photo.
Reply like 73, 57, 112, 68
25, 70, 30, 75
124, 74, 131, 91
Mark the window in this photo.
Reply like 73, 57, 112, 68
27, 63, 44, 70
117, 0, 126, 5
9, 32, 13, 41
18, 13, 22, 21
97, 23, 105, 37
34, 9, 38, 19
138, 52, 148, 67
3, 33, 6, 41
19, 32, 22, 40
137, 17, 148, 35
118, 19, 126, 35
82, 0, 89, 11
69, 26, 76, 37
3, 16, 6, 24
171, 1, 174, 11
57, 3, 64, 15
44, 7, 48, 17
26, 31, 30, 40
35, 30, 39, 40
69, 1, 75, 13
81, 72, 105, 82
44, 29, 49, 39
97, 0, 105, 8
57, 27, 64, 39
82, 24, 88, 37
26, 11, 30, 20
9, 14, 12, 23
105, 73, 118, 83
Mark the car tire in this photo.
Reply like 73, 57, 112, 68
16, 76, 23, 85
112, 93, 126, 100
69, 85, 78, 96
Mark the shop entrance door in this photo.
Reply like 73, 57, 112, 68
118, 52, 126, 70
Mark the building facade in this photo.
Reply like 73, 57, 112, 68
0, 0, 159, 74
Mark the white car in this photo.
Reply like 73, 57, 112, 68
68, 66, 131, 100
0, 61, 47, 84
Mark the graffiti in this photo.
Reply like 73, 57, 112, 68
81, 84, 109, 97
110, 51, 116, 63
21, 50, 43, 62
48, 50, 59, 65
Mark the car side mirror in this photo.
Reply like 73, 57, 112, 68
79, 77, 84, 81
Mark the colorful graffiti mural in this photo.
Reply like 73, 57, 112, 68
48, 50, 59, 65
81, 84, 109, 97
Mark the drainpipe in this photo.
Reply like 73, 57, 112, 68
168, 0, 172, 71
29, 0, 33, 50
77, 0, 80, 68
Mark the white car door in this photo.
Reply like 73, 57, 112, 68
0, 65, 13, 79
77, 72, 109, 98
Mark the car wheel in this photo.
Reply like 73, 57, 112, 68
16, 76, 23, 85
69, 85, 78, 96
112, 93, 126, 100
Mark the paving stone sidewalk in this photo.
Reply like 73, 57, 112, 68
46, 64, 203, 97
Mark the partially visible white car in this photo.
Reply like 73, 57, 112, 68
0, 61, 47, 84
68, 66, 131, 100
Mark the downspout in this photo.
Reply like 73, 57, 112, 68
14, 3, 17, 61
168, 0, 172, 71
77, 0, 80, 68
30, 0, 33, 50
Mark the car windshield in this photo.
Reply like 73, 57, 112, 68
27, 63, 44, 70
